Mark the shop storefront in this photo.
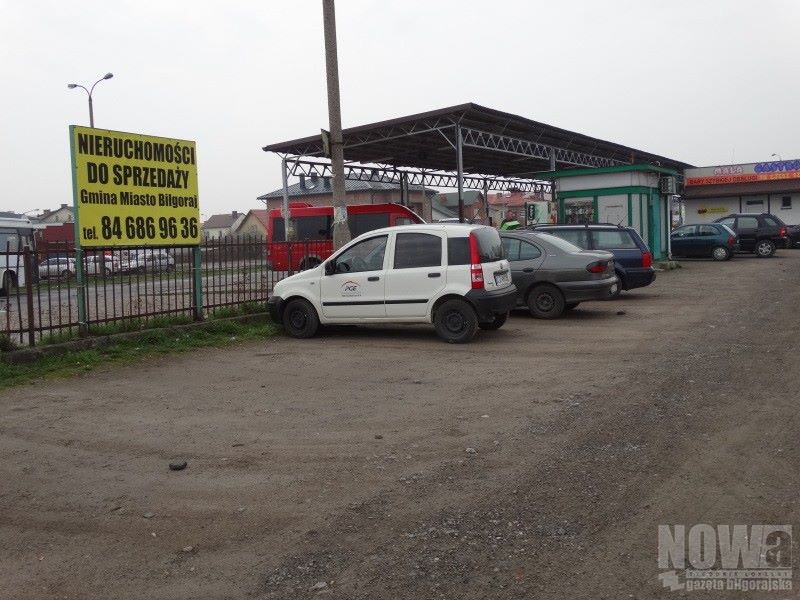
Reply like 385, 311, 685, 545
544, 164, 680, 260
682, 160, 800, 226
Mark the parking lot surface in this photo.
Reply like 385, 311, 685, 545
1, 253, 799, 599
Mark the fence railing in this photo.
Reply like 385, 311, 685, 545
1, 236, 331, 347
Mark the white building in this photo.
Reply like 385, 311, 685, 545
682, 160, 800, 225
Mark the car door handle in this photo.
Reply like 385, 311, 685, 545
523, 267, 534, 273
367, 276, 380, 282
427, 272, 441, 278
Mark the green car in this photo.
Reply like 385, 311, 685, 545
670, 223, 739, 261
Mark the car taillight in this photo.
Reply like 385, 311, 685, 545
468, 232, 484, 289
642, 252, 653, 268
727, 235, 736, 246
586, 261, 607, 273
779, 227, 787, 238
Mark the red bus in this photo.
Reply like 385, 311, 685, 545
267, 203, 424, 271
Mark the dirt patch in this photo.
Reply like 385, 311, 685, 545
1, 253, 798, 599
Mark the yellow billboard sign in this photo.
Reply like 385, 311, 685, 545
69, 126, 200, 247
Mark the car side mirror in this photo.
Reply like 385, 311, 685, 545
324, 261, 335, 276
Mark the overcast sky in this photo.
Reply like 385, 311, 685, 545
2, 0, 798, 218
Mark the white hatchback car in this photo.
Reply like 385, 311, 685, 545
268, 224, 517, 343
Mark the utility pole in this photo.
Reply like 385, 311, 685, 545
322, 0, 351, 249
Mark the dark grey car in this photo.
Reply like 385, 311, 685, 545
500, 231, 618, 318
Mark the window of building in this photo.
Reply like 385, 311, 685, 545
564, 199, 594, 224
782, 196, 792, 209
393, 233, 442, 269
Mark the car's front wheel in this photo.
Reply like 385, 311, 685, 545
711, 246, 731, 261
434, 299, 478, 343
755, 239, 776, 258
281, 298, 320, 339
478, 311, 508, 331
527, 284, 565, 319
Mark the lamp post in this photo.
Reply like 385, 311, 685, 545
772, 153, 783, 161
67, 72, 114, 127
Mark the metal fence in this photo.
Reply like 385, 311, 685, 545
1, 237, 330, 347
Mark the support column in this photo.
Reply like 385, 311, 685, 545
550, 147, 557, 171
399, 172, 407, 206
483, 178, 490, 226
281, 157, 292, 241
192, 245, 203, 321
456, 124, 464, 223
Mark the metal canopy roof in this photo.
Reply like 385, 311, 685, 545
263, 102, 692, 177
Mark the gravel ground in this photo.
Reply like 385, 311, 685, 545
1, 252, 798, 599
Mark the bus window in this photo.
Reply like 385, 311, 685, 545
296, 215, 331, 240
0, 228, 20, 251
271, 218, 285, 241
348, 213, 390, 237
271, 216, 331, 241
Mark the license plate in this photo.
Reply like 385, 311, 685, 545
495, 272, 509, 286
610, 284, 618, 294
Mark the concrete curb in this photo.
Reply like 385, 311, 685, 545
0, 313, 270, 365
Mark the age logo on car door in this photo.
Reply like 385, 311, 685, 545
341, 280, 361, 296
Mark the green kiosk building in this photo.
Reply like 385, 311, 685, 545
539, 164, 683, 260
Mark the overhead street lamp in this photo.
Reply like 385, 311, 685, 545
67, 72, 114, 128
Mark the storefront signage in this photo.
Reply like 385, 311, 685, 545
685, 160, 800, 187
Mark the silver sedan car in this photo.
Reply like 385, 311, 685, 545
500, 231, 618, 318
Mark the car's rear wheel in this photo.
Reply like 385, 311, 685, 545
434, 299, 478, 343
527, 284, 565, 319
755, 239, 776, 258
564, 302, 580, 311
282, 298, 320, 339
711, 246, 731, 261
478, 311, 508, 331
